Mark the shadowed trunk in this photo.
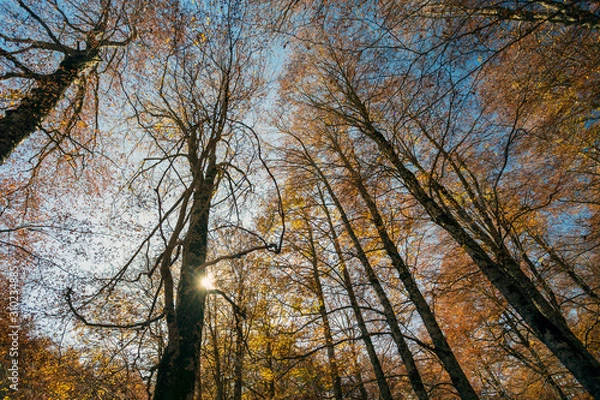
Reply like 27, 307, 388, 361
232, 314, 244, 400
0, 49, 100, 164
153, 163, 217, 400
319, 188, 394, 400
304, 219, 344, 400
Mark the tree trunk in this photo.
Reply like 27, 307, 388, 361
319, 192, 394, 400
208, 309, 224, 400
317, 184, 430, 400
266, 340, 276, 399
153, 168, 216, 400
336, 253, 394, 400
305, 221, 345, 400
350, 340, 371, 400
0, 49, 99, 164
232, 315, 244, 400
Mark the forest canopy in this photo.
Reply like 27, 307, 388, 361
1, 1, 600, 399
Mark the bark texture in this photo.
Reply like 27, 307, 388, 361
0, 50, 99, 164
153, 165, 217, 400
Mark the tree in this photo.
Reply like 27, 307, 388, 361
285, 203, 345, 400
438, 0, 600, 29
437, 0, 600, 314
324, 127, 478, 399
131, 3, 279, 398
60, 1, 280, 399
0, 0, 142, 165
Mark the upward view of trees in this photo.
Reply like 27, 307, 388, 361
1, 1, 600, 399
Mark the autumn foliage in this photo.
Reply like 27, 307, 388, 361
1, 1, 600, 399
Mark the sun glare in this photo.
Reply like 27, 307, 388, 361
199, 274, 215, 290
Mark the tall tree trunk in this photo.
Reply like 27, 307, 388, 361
304, 220, 344, 400
153, 165, 217, 400
317, 184, 430, 400
292, 133, 427, 398
0, 49, 99, 164
266, 340, 276, 399
349, 340, 371, 400
319, 189, 395, 400
207, 307, 224, 400
329, 137, 478, 400
232, 262, 247, 400
232, 314, 244, 400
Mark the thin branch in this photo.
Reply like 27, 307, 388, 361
66, 288, 164, 330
